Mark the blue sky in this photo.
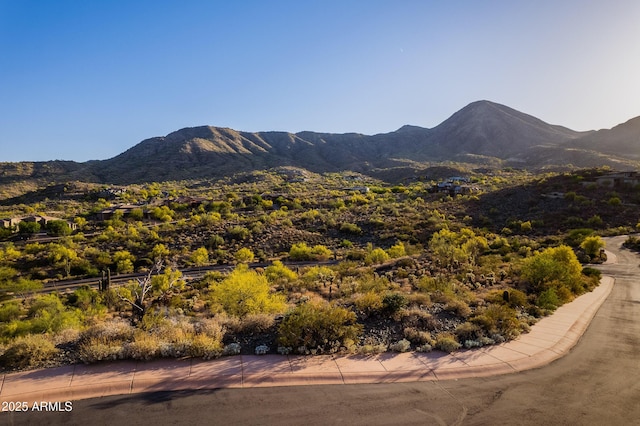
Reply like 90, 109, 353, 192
1, 0, 639, 162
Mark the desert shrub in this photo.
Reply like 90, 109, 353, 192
124, 331, 161, 360
227, 226, 251, 241
289, 242, 332, 261
429, 228, 488, 267
403, 327, 433, 345
0, 301, 23, 322
234, 248, 254, 263
624, 235, 640, 251
265, 261, 297, 284
278, 302, 362, 354
340, 222, 362, 235
389, 338, 411, 353
444, 299, 471, 318
310, 245, 332, 261
289, 242, 313, 260
235, 313, 276, 334
364, 248, 389, 265
353, 292, 384, 316
454, 322, 482, 342
81, 319, 136, 342
78, 319, 135, 363
13, 294, 84, 336
406, 292, 431, 307
608, 196, 621, 206
484, 289, 528, 309
471, 304, 521, 339
210, 264, 286, 317
356, 274, 393, 293
387, 241, 407, 258
382, 293, 407, 314
190, 247, 210, 266
582, 267, 601, 290
340, 239, 353, 248
434, 333, 461, 353
565, 228, 594, 247
188, 334, 223, 359
300, 265, 336, 290
520, 221, 532, 233
400, 307, 436, 330
67, 286, 103, 311
0, 334, 59, 369
222, 342, 242, 356
79, 338, 125, 363
536, 288, 560, 311
346, 249, 367, 261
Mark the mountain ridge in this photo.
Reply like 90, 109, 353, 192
2, 100, 639, 186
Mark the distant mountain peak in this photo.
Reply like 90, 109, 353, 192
4, 100, 638, 185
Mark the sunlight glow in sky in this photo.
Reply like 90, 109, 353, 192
1, 0, 639, 162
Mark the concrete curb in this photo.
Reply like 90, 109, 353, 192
0, 276, 614, 405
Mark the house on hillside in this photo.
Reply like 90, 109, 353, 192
22, 215, 78, 231
430, 176, 476, 195
592, 171, 640, 188
0, 218, 21, 230
1, 215, 77, 232
96, 205, 144, 221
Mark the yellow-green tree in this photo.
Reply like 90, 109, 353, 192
265, 261, 297, 283
234, 248, 254, 264
209, 264, 286, 317
387, 241, 406, 258
580, 236, 605, 257
113, 250, 135, 274
151, 244, 170, 262
429, 228, 488, 267
521, 245, 583, 295
190, 247, 210, 266
48, 244, 78, 277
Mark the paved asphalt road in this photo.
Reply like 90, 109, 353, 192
6, 236, 639, 426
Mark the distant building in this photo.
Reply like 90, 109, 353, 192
592, 172, 640, 188
96, 205, 144, 221
344, 186, 370, 194
431, 176, 475, 195
1, 215, 77, 232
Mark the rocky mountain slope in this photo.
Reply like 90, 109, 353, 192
2, 100, 639, 186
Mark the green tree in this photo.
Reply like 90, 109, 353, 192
18, 221, 40, 235
46, 220, 72, 236
209, 264, 286, 317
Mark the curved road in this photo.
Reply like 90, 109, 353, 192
11, 236, 640, 425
